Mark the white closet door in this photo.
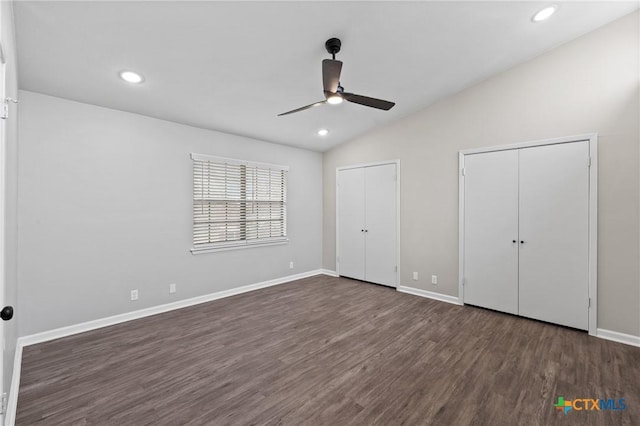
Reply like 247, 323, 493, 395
464, 150, 519, 314
364, 164, 397, 287
337, 168, 366, 280
518, 142, 589, 330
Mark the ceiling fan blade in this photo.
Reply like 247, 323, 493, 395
322, 59, 342, 93
342, 93, 395, 111
277, 100, 326, 116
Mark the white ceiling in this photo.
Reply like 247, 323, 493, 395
14, 1, 639, 152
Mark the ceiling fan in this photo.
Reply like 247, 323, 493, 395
278, 38, 396, 116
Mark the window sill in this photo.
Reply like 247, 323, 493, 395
191, 238, 289, 255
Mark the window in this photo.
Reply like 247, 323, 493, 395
191, 153, 288, 253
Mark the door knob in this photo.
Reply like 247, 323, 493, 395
361, 229, 364, 232
520, 241, 525, 244
1, 306, 13, 321
512, 240, 516, 243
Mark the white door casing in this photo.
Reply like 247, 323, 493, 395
336, 161, 400, 288
459, 134, 597, 335
0, 36, 7, 417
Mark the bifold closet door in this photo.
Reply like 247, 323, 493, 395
337, 163, 397, 287
463, 150, 519, 314
518, 142, 589, 330
364, 163, 397, 287
337, 168, 366, 281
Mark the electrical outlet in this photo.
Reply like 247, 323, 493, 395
169, 283, 176, 294
130, 289, 139, 301
289, 261, 294, 269
431, 275, 438, 285
412, 272, 419, 281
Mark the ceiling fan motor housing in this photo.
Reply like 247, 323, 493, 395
325, 38, 341, 56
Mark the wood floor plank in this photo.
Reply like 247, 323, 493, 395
16, 275, 640, 425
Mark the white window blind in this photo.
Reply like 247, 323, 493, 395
191, 153, 289, 253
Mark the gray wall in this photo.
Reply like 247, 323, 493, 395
18, 91, 323, 336
2, 0, 20, 401
323, 12, 640, 336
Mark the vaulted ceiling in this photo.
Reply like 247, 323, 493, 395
14, 1, 639, 151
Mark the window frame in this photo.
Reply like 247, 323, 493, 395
190, 153, 289, 254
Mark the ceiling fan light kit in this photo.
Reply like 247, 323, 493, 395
326, 95, 343, 105
278, 38, 395, 116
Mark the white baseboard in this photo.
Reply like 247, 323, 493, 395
397, 285, 462, 306
320, 269, 338, 277
5, 268, 334, 425
597, 328, 640, 347
20, 269, 326, 347
397, 291, 640, 347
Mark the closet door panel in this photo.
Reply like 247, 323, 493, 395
463, 150, 519, 314
518, 141, 589, 330
364, 164, 397, 287
337, 168, 366, 280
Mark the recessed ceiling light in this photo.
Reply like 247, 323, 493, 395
326, 95, 343, 105
317, 129, 329, 136
119, 70, 144, 84
532, 5, 558, 23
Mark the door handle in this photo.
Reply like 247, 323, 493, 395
512, 240, 516, 243
1, 306, 13, 321
520, 241, 525, 244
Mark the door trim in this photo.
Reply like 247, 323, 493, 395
336, 160, 401, 288
458, 133, 598, 336
0, 38, 6, 416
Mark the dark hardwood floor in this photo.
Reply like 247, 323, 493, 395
16, 275, 640, 425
